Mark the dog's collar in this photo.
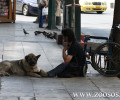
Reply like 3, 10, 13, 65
19, 60, 27, 73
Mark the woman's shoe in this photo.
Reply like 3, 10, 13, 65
39, 26, 45, 28
33, 21, 38, 23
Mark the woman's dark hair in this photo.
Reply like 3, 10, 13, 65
62, 28, 76, 42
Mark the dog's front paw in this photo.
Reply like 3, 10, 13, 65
34, 72, 41, 75
34, 74, 41, 78
0, 72, 10, 77
36, 75, 41, 78
5, 72, 10, 76
27, 72, 41, 78
0, 73, 4, 77
40, 69, 48, 77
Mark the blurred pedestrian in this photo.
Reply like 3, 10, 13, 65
56, 0, 63, 25
39, 0, 48, 28
56, 0, 61, 16
33, 0, 48, 27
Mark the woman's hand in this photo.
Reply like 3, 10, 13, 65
63, 46, 68, 51
62, 42, 73, 63
63, 42, 69, 51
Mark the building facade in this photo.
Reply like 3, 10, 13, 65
106, 0, 115, 9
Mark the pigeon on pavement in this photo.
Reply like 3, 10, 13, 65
23, 29, 29, 35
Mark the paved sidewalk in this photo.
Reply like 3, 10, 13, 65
0, 18, 120, 100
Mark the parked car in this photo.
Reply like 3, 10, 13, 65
79, 0, 107, 14
16, 0, 48, 16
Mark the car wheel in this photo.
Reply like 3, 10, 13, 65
22, 5, 29, 16
97, 11, 103, 14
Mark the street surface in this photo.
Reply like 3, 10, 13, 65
81, 10, 114, 37
16, 10, 114, 38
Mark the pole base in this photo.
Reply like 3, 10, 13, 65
56, 16, 61, 25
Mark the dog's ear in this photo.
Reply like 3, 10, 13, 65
36, 55, 41, 59
25, 55, 28, 61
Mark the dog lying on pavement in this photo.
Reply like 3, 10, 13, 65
0, 53, 41, 78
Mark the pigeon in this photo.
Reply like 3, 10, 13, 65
36, 31, 43, 34
34, 31, 43, 35
48, 33, 56, 39
34, 31, 38, 36
42, 31, 47, 36
34, 30, 57, 40
46, 33, 52, 38
43, 32, 57, 39
53, 32, 57, 39
45, 32, 50, 37
49, 36, 54, 39
23, 29, 29, 35
35, 31, 48, 36
49, 34, 54, 39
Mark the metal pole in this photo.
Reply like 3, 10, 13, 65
71, 0, 75, 33
47, 0, 56, 29
63, 0, 72, 28
75, 5, 81, 41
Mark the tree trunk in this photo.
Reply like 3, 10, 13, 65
110, 0, 120, 76
111, 0, 120, 44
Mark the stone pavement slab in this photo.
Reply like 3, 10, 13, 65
4, 42, 23, 51
36, 97, 72, 100
0, 96, 18, 100
3, 51, 24, 60
0, 76, 34, 97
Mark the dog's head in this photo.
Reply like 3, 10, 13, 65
25, 53, 41, 66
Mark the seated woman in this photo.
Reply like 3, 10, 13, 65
40, 28, 86, 78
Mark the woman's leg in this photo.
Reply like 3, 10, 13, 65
47, 63, 68, 77
39, 6, 44, 27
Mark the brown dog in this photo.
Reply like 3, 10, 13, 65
0, 53, 41, 78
